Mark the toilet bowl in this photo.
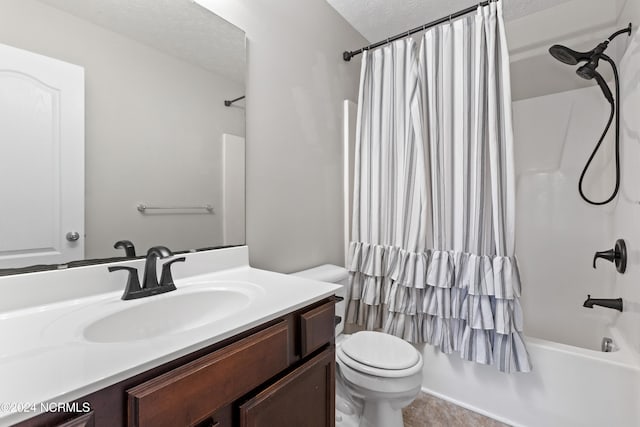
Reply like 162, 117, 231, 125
292, 265, 423, 427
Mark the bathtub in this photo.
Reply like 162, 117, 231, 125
418, 315, 640, 427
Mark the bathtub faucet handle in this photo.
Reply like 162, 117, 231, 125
593, 249, 616, 267
593, 239, 627, 273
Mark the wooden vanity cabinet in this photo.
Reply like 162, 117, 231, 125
127, 320, 291, 427
12, 298, 336, 427
239, 348, 335, 427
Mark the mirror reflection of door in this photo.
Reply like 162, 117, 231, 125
0, 43, 84, 267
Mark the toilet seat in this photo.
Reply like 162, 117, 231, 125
337, 331, 423, 378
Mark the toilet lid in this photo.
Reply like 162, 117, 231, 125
340, 331, 420, 370
337, 347, 423, 378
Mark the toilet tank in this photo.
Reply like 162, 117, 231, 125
291, 264, 348, 335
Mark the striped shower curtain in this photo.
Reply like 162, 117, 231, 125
346, 1, 531, 373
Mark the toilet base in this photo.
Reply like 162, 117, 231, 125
335, 382, 419, 427
338, 362, 421, 427
360, 399, 404, 427
336, 374, 363, 427
336, 394, 360, 427
357, 384, 421, 427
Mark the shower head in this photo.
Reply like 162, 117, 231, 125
576, 59, 599, 80
548, 32, 624, 104
549, 45, 592, 65
549, 40, 609, 67
549, 24, 632, 67
549, 24, 631, 67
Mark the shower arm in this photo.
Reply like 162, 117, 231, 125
608, 23, 633, 42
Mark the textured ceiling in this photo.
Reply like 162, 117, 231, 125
36, 0, 245, 83
327, 0, 575, 42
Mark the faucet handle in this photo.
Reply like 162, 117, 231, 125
593, 249, 616, 268
159, 257, 186, 289
593, 239, 627, 273
108, 266, 142, 300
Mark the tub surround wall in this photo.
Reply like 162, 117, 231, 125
512, 85, 617, 347
194, 0, 367, 273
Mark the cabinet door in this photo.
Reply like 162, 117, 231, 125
127, 321, 289, 427
239, 348, 335, 427
55, 412, 95, 427
299, 301, 335, 357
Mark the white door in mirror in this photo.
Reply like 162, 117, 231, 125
0, 43, 84, 267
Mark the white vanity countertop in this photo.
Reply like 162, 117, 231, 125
0, 247, 340, 426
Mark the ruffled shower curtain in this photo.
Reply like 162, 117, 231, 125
346, 2, 531, 373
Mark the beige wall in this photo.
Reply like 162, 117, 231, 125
196, 0, 367, 272
0, 0, 245, 259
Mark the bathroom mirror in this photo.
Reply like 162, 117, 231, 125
0, 0, 245, 270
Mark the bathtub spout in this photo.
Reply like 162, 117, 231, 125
583, 294, 623, 312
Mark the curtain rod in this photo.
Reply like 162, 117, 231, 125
343, 0, 495, 61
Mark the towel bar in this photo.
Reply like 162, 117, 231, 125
137, 203, 214, 213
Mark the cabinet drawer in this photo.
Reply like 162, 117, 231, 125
299, 301, 335, 357
127, 321, 289, 427
239, 348, 335, 427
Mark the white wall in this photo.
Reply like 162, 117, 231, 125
0, 0, 245, 259
195, 0, 367, 272
512, 86, 618, 347
506, 0, 640, 349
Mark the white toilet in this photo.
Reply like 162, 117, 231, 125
292, 265, 424, 427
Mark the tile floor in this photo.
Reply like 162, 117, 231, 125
402, 392, 510, 427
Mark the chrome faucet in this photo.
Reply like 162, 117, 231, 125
108, 246, 185, 300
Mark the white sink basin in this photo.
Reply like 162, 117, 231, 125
83, 288, 252, 343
